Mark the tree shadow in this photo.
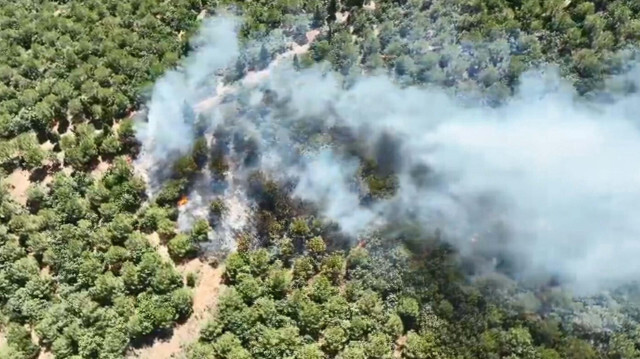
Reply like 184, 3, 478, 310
57, 117, 70, 134
129, 327, 176, 350
29, 167, 49, 182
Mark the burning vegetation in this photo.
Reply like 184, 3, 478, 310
178, 195, 189, 207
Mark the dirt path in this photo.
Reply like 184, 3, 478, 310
128, 260, 225, 359
194, 29, 320, 113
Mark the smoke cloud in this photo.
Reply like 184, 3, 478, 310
135, 16, 240, 189
137, 15, 640, 293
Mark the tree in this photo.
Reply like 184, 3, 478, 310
249, 325, 303, 359
155, 179, 187, 206
321, 325, 348, 356
397, 297, 420, 330
190, 218, 210, 242
129, 293, 177, 337
558, 338, 597, 359
403, 331, 447, 359
100, 133, 121, 157
117, 118, 138, 151
187, 342, 216, 359
224, 252, 250, 283
121, 261, 141, 294
101, 327, 130, 358
157, 218, 177, 240
337, 342, 367, 359
235, 273, 264, 304
6, 323, 39, 359
295, 343, 324, 359
201, 318, 225, 342
109, 213, 134, 244
293, 256, 316, 283
91, 272, 125, 304
384, 314, 404, 338
170, 288, 194, 320
308, 276, 338, 303
306, 236, 326, 258
327, 0, 338, 24
167, 234, 198, 261
266, 268, 290, 299
321, 254, 345, 284
173, 155, 198, 179
15, 133, 45, 169
258, 44, 271, 70
213, 332, 245, 358
125, 232, 153, 263
248, 249, 271, 278
499, 327, 538, 359
150, 262, 183, 294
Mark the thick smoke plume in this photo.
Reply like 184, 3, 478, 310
137, 15, 640, 293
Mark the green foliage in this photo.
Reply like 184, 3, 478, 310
235, 273, 264, 304
61, 123, 99, 170
307, 235, 327, 258
322, 325, 349, 355
6, 323, 39, 359
225, 252, 250, 283
190, 218, 210, 242
167, 234, 198, 261
396, 297, 420, 329
321, 253, 345, 284
293, 256, 316, 283
403, 331, 445, 359
2, 1, 640, 359
210, 198, 227, 218
0, 154, 190, 358
155, 179, 187, 207
250, 325, 304, 358
186, 271, 197, 287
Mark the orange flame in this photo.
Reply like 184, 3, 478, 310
178, 196, 188, 207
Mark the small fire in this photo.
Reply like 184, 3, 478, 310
178, 196, 189, 207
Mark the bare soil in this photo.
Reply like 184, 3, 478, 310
394, 335, 407, 358
90, 159, 111, 179
6, 169, 30, 206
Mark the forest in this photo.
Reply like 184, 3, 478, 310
1, 0, 640, 358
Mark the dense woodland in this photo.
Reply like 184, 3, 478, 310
2, 0, 640, 358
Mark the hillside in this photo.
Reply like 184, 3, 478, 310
2, 0, 640, 359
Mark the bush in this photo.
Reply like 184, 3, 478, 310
168, 234, 198, 261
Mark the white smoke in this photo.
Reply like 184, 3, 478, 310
135, 16, 240, 192
291, 150, 378, 235
138, 15, 640, 292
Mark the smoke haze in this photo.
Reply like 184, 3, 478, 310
137, 15, 640, 293
135, 16, 240, 189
